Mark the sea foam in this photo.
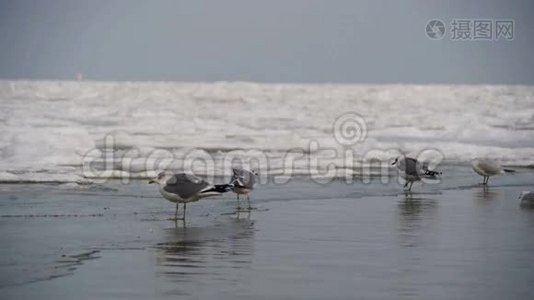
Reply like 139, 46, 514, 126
1, 81, 533, 183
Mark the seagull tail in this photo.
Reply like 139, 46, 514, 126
201, 184, 233, 194
503, 168, 515, 173
424, 170, 442, 177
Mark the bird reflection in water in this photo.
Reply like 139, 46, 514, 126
154, 217, 256, 292
397, 193, 438, 248
393, 193, 438, 298
473, 185, 500, 205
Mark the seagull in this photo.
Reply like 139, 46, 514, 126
519, 191, 534, 207
229, 168, 257, 210
149, 171, 231, 220
471, 158, 515, 185
392, 156, 441, 192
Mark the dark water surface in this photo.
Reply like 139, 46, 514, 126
1, 167, 534, 299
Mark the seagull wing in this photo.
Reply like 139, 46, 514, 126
520, 192, 534, 202
163, 173, 210, 199
403, 157, 421, 177
474, 159, 502, 176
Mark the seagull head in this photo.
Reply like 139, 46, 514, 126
148, 171, 172, 184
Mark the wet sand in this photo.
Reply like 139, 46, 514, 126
1, 167, 534, 300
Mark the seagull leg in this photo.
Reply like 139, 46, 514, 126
404, 182, 409, 188
236, 194, 241, 210
182, 203, 186, 220
408, 181, 414, 192
174, 202, 179, 221
246, 194, 251, 210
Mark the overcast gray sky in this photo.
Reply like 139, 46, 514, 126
0, 0, 532, 83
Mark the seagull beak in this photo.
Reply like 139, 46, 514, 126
148, 179, 156, 184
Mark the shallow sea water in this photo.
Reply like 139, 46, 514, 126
1, 166, 534, 299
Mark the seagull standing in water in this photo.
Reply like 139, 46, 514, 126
149, 172, 231, 220
229, 168, 257, 210
519, 191, 534, 207
392, 156, 441, 192
471, 158, 515, 185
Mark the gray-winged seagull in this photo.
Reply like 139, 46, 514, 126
519, 191, 534, 207
149, 171, 231, 220
392, 156, 441, 192
229, 168, 257, 210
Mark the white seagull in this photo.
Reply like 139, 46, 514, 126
519, 191, 534, 207
229, 168, 257, 210
471, 158, 514, 185
149, 171, 231, 220
392, 156, 441, 192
